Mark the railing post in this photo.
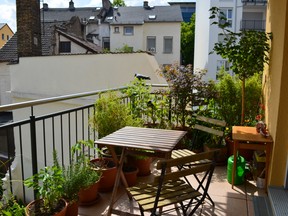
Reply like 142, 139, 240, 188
30, 113, 38, 199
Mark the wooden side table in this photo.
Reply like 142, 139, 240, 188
232, 126, 273, 190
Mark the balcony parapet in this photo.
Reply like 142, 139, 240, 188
240, 20, 266, 31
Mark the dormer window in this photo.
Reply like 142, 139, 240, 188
148, 15, 156, 20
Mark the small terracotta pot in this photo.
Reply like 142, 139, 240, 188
90, 158, 117, 192
78, 180, 100, 206
65, 200, 78, 216
127, 156, 152, 176
25, 198, 68, 216
123, 165, 138, 187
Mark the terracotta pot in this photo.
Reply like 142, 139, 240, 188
78, 180, 100, 206
65, 200, 78, 216
203, 144, 228, 166
25, 198, 68, 216
123, 165, 138, 187
127, 156, 152, 176
90, 158, 117, 192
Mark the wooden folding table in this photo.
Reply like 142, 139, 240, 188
94, 126, 187, 216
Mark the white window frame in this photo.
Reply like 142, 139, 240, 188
163, 36, 173, 54
147, 36, 156, 53
114, 27, 119, 33
217, 60, 230, 71
124, 26, 134, 36
220, 8, 233, 28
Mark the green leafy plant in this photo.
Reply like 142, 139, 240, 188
90, 91, 142, 139
123, 78, 170, 128
209, 7, 272, 125
24, 153, 65, 214
0, 195, 25, 216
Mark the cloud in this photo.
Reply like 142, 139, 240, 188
0, 3, 16, 32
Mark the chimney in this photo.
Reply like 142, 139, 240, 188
69, 0, 75, 11
16, 0, 42, 57
43, 3, 48, 11
143, 1, 149, 8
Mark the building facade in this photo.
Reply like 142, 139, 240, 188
194, 0, 267, 80
0, 24, 14, 48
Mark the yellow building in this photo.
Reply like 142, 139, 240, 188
0, 23, 14, 48
265, 0, 288, 188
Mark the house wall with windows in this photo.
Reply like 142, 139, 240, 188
0, 24, 14, 48
194, 0, 266, 80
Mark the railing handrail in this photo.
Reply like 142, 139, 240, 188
0, 83, 169, 112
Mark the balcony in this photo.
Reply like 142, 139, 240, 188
240, 20, 266, 31
242, 0, 267, 5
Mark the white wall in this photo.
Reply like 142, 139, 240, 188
0, 62, 12, 105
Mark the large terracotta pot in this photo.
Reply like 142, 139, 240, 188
65, 200, 78, 216
123, 165, 138, 187
127, 156, 152, 176
78, 180, 100, 206
90, 158, 117, 192
25, 198, 68, 216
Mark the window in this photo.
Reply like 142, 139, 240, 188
114, 27, 119, 33
7, 35, 9, 40
163, 36, 173, 53
220, 8, 233, 28
147, 36, 156, 52
217, 60, 230, 71
103, 37, 110, 50
124, 26, 134, 35
2, 34, 4, 40
59, 41, 71, 53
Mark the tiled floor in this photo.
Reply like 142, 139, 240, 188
78, 163, 266, 216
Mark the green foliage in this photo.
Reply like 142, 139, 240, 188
123, 78, 170, 128
115, 44, 133, 53
209, 69, 262, 135
112, 0, 126, 7
90, 92, 142, 138
24, 162, 64, 213
0, 195, 25, 216
209, 6, 271, 124
181, 13, 195, 65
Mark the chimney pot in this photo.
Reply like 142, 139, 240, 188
43, 3, 48, 11
143, 1, 149, 7
69, 0, 75, 11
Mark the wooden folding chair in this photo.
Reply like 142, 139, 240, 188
126, 150, 218, 216
172, 115, 226, 206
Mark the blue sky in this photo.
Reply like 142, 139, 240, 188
0, 0, 174, 32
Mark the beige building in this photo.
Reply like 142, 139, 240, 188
0, 23, 14, 48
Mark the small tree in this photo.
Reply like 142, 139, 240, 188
112, 0, 126, 7
209, 7, 272, 125
181, 13, 196, 65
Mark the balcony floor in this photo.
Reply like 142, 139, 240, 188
78, 162, 266, 216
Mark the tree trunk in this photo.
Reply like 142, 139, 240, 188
241, 79, 245, 125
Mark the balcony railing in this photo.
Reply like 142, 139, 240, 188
3, 84, 205, 203
242, 0, 267, 5
240, 20, 266, 31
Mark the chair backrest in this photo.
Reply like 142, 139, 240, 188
191, 115, 226, 148
154, 150, 218, 183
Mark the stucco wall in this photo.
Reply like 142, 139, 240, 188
0, 62, 12, 105
265, 0, 288, 186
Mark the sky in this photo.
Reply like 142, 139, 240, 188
0, 0, 173, 33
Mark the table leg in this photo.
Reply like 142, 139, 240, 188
106, 147, 126, 216
232, 140, 238, 188
265, 143, 271, 192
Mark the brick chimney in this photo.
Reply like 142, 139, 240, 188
16, 0, 42, 57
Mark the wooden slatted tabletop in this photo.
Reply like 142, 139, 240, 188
95, 126, 187, 153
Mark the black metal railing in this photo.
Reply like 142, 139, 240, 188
0, 85, 177, 203
240, 20, 266, 31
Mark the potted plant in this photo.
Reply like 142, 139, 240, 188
24, 161, 68, 216
70, 140, 102, 206
122, 164, 138, 187
127, 150, 153, 177
0, 194, 25, 216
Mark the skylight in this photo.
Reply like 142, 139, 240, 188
148, 15, 156, 20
